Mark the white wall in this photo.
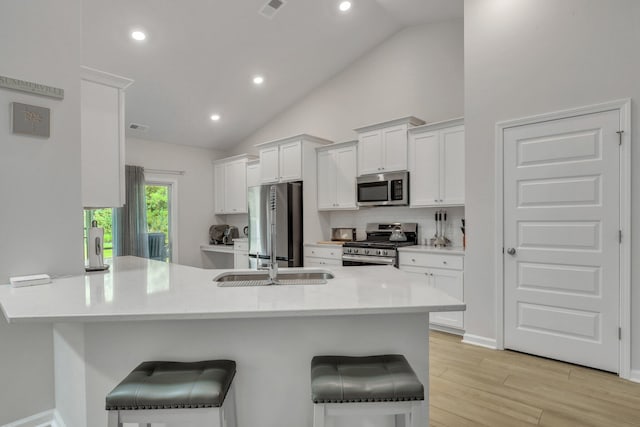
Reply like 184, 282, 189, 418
464, 0, 640, 371
126, 137, 225, 268
228, 19, 464, 155
0, 0, 82, 423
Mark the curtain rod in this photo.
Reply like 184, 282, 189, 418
145, 168, 185, 176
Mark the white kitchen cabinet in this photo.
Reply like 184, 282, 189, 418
304, 245, 342, 267
355, 117, 424, 176
214, 155, 256, 214
257, 135, 332, 184
317, 142, 357, 210
234, 240, 249, 269
246, 160, 261, 188
408, 118, 465, 207
399, 250, 464, 331
80, 66, 133, 208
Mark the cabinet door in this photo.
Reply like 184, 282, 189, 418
214, 163, 226, 214
234, 251, 249, 269
279, 141, 302, 182
260, 146, 280, 183
225, 160, 247, 213
382, 124, 408, 172
81, 80, 123, 207
317, 150, 335, 210
408, 131, 440, 207
429, 268, 464, 329
440, 125, 465, 205
334, 146, 357, 208
246, 162, 261, 188
358, 130, 383, 175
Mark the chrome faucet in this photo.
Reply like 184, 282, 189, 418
267, 185, 279, 284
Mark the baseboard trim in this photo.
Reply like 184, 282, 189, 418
629, 369, 640, 384
429, 323, 464, 336
462, 333, 498, 350
1, 410, 57, 427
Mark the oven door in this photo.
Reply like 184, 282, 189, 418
342, 254, 397, 267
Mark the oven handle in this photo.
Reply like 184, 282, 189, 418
341, 255, 396, 265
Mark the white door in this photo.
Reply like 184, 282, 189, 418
317, 150, 335, 209
382, 124, 408, 172
214, 163, 226, 214
408, 131, 440, 207
225, 160, 247, 214
246, 162, 261, 188
279, 141, 302, 182
259, 146, 279, 183
334, 146, 357, 208
503, 109, 621, 372
358, 130, 383, 175
429, 268, 464, 329
440, 125, 465, 205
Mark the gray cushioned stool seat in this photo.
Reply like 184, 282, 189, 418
106, 360, 236, 410
311, 355, 424, 403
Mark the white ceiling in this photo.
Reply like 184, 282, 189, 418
82, 0, 463, 150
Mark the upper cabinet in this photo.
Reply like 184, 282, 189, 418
214, 154, 256, 214
256, 134, 332, 184
317, 141, 358, 210
246, 160, 261, 188
408, 118, 465, 207
80, 66, 133, 208
354, 116, 425, 176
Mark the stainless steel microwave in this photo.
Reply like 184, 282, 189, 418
356, 171, 409, 207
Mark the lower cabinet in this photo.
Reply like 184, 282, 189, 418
399, 251, 464, 330
304, 245, 342, 267
234, 241, 249, 269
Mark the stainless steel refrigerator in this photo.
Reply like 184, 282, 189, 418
248, 181, 303, 268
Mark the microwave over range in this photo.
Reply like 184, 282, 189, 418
356, 171, 409, 207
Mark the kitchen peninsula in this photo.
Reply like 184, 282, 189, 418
0, 257, 465, 427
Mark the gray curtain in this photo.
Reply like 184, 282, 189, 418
113, 165, 149, 258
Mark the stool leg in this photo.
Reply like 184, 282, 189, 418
223, 382, 237, 427
410, 401, 428, 427
313, 404, 326, 427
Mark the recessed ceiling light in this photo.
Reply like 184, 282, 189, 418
253, 75, 265, 85
210, 114, 221, 122
131, 31, 146, 41
339, 1, 351, 12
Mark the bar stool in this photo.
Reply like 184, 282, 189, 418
106, 360, 237, 427
311, 354, 426, 427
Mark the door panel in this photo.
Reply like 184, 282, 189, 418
382, 125, 408, 172
408, 131, 440, 206
441, 125, 465, 205
503, 109, 620, 372
335, 147, 357, 208
358, 131, 382, 175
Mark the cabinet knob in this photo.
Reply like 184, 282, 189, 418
443, 261, 447, 265
507, 248, 517, 256
411, 258, 416, 262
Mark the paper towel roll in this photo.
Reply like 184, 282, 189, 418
88, 224, 104, 268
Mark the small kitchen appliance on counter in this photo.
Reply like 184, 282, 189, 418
222, 226, 240, 245
331, 227, 356, 242
342, 223, 418, 267
86, 220, 109, 272
209, 224, 229, 245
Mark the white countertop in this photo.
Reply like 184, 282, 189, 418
0, 256, 465, 323
398, 245, 465, 256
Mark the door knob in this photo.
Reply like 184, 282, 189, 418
507, 248, 516, 255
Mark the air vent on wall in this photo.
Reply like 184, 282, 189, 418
129, 123, 150, 132
260, 0, 287, 19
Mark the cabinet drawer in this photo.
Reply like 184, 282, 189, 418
304, 246, 342, 260
399, 252, 463, 270
234, 241, 248, 252
304, 257, 342, 267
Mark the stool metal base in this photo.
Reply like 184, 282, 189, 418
107, 382, 237, 427
313, 400, 427, 427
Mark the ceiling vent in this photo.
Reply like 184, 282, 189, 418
260, 0, 287, 19
128, 123, 149, 132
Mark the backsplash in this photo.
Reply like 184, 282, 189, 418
329, 206, 465, 247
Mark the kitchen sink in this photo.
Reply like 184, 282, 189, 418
213, 269, 334, 287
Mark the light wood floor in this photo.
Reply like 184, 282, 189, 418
429, 331, 640, 427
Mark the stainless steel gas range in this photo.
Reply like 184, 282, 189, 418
342, 223, 418, 267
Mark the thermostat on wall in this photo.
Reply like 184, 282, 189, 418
9, 274, 51, 288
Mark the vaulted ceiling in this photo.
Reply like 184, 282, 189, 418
83, 0, 463, 149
